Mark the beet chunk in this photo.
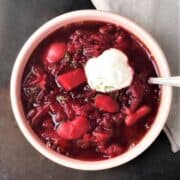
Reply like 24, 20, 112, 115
95, 94, 119, 113
57, 116, 89, 140
125, 105, 151, 127
43, 42, 67, 63
57, 68, 86, 91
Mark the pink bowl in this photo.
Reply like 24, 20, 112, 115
10, 10, 172, 170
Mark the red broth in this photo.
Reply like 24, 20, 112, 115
21, 21, 160, 160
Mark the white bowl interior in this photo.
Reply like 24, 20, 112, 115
10, 10, 172, 170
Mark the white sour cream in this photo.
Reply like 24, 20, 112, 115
85, 48, 133, 92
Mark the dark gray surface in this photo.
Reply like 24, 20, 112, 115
0, 0, 180, 179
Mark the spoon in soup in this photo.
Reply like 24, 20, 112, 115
148, 77, 180, 87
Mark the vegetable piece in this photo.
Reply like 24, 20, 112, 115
44, 42, 67, 63
57, 116, 89, 140
57, 68, 86, 91
95, 94, 119, 113
125, 105, 151, 127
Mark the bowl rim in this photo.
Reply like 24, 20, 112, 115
10, 9, 172, 170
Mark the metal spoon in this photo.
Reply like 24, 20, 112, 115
148, 77, 180, 87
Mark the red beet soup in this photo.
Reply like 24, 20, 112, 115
21, 21, 160, 160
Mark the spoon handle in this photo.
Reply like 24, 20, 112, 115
148, 76, 180, 87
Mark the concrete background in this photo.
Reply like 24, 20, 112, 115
0, 0, 180, 179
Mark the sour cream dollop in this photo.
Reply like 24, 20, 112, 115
85, 48, 133, 92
